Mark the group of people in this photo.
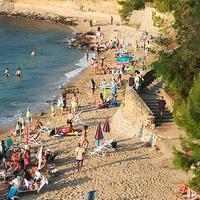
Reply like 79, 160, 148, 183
3, 50, 36, 79
51, 93, 79, 116
3, 67, 22, 78
0, 139, 54, 196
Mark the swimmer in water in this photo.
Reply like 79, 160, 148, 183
4, 67, 10, 78
15, 67, 21, 78
31, 50, 36, 57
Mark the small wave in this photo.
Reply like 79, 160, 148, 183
64, 53, 93, 80
64, 68, 84, 80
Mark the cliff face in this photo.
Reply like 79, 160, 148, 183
0, 0, 121, 23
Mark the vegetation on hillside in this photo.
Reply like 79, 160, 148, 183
118, 0, 200, 192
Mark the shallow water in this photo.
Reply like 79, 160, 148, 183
0, 16, 87, 127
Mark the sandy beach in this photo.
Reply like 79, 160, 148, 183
0, 18, 189, 200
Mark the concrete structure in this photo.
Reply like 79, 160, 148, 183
111, 86, 157, 147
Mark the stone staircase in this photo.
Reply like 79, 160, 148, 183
140, 79, 173, 127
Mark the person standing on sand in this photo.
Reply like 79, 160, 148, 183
61, 93, 66, 115
75, 143, 85, 173
81, 125, 89, 148
71, 93, 78, 114
89, 19, 93, 28
110, 16, 113, 25
90, 79, 96, 98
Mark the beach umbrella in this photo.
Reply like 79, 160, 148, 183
25, 107, 32, 145
26, 107, 32, 122
95, 122, 104, 147
18, 113, 25, 131
103, 115, 110, 142
15, 122, 21, 136
38, 146, 43, 170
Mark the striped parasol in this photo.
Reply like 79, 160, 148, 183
18, 113, 25, 131
26, 107, 32, 145
15, 122, 21, 136
26, 107, 32, 122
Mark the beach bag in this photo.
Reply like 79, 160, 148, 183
49, 129, 55, 136
111, 139, 117, 149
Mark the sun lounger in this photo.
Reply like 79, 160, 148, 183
81, 190, 97, 200
89, 145, 107, 157
103, 139, 117, 151
29, 132, 42, 145
37, 125, 51, 134
73, 110, 83, 125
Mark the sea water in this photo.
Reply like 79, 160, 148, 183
0, 15, 88, 127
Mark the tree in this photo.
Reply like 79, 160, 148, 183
118, 0, 146, 21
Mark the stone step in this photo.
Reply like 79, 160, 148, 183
155, 121, 174, 127
154, 112, 172, 117
155, 118, 173, 123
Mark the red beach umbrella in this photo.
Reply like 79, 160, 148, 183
103, 116, 110, 133
103, 115, 110, 142
95, 122, 104, 147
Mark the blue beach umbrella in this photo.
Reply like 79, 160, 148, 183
95, 122, 104, 147
18, 112, 25, 131
15, 121, 21, 136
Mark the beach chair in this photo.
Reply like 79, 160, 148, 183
6, 187, 18, 199
103, 138, 117, 151
73, 110, 83, 125
29, 132, 42, 145
5, 137, 14, 151
81, 190, 97, 200
37, 124, 51, 134
89, 145, 107, 157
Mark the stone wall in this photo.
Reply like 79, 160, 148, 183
129, 6, 158, 35
112, 87, 157, 146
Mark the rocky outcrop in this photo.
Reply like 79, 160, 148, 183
0, 10, 78, 25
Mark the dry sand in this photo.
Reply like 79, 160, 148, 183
1, 19, 189, 200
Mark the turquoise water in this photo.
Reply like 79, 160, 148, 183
0, 16, 87, 126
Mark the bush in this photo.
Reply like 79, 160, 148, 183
118, 0, 146, 21
173, 148, 193, 171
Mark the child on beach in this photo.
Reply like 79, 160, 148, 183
90, 79, 96, 98
80, 125, 89, 148
61, 93, 66, 115
75, 143, 85, 173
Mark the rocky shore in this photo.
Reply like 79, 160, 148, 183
0, 10, 78, 25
